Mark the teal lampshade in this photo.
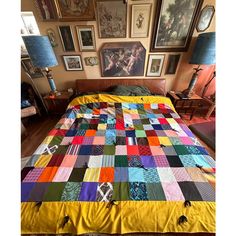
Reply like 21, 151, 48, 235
189, 32, 215, 65
22, 35, 58, 68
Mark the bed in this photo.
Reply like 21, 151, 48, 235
21, 79, 215, 235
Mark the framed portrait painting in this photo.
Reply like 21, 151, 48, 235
131, 4, 152, 38
62, 55, 83, 71
100, 42, 146, 77
58, 25, 75, 51
146, 54, 165, 77
95, 0, 127, 38
76, 25, 96, 51
165, 54, 181, 75
35, 0, 58, 21
21, 57, 44, 78
151, 0, 203, 52
196, 5, 215, 32
55, 0, 95, 21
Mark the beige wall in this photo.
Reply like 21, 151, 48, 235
21, 0, 215, 95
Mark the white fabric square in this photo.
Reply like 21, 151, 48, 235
88, 155, 103, 168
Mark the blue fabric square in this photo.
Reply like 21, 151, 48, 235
65, 129, 77, 137
79, 145, 93, 155
21, 182, 36, 202
126, 130, 135, 137
128, 167, 144, 182
114, 167, 128, 182
152, 124, 163, 130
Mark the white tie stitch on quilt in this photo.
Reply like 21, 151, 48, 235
42, 145, 58, 154
97, 183, 113, 202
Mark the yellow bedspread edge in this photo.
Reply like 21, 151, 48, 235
68, 94, 176, 112
21, 201, 215, 234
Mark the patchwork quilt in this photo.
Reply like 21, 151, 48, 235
21, 94, 215, 234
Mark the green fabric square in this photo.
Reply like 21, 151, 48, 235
134, 124, 143, 130
112, 182, 130, 201
68, 168, 86, 182
173, 145, 190, 155
141, 119, 150, 124
49, 136, 63, 146
104, 145, 115, 155
54, 145, 69, 155
146, 183, 166, 200
138, 109, 146, 115
80, 123, 89, 129
43, 182, 66, 201
61, 182, 82, 201
115, 155, 128, 167
135, 130, 146, 137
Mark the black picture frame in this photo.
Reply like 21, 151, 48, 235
150, 0, 203, 52
58, 25, 75, 52
165, 54, 181, 75
196, 5, 215, 32
21, 57, 44, 79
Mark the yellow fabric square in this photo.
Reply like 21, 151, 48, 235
34, 155, 52, 167
76, 114, 83, 118
158, 137, 172, 146
97, 124, 107, 130
166, 118, 178, 124
83, 168, 100, 182
42, 136, 54, 145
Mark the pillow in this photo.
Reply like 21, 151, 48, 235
110, 85, 152, 96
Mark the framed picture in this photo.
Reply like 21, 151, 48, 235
130, 4, 152, 38
95, 0, 127, 38
100, 41, 146, 77
55, 0, 95, 21
58, 25, 75, 51
35, 0, 58, 21
62, 55, 83, 71
146, 54, 165, 77
46, 28, 58, 47
150, 0, 203, 52
21, 57, 44, 78
76, 25, 96, 51
84, 57, 99, 66
196, 5, 215, 32
165, 54, 181, 75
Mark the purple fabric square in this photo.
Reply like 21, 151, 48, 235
155, 130, 166, 136
74, 155, 90, 167
141, 156, 156, 167
21, 182, 35, 202
79, 182, 98, 201
114, 167, 128, 182
180, 124, 194, 137
28, 183, 50, 202
153, 155, 170, 167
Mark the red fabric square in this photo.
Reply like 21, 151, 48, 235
145, 130, 157, 137
127, 145, 139, 155
138, 146, 152, 155
47, 154, 65, 167
158, 118, 168, 124
116, 120, 125, 130
72, 136, 84, 144
48, 129, 58, 136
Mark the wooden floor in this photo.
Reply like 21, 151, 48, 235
21, 113, 215, 159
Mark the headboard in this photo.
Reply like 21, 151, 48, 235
75, 79, 166, 96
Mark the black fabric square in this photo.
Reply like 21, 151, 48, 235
152, 124, 163, 130
163, 113, 173, 118
166, 155, 184, 167
21, 167, 34, 181
116, 137, 126, 145
137, 138, 149, 146
115, 103, 122, 108
126, 130, 135, 137
91, 145, 104, 155
68, 168, 86, 182
178, 181, 203, 201
89, 124, 98, 130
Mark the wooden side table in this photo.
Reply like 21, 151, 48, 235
43, 91, 74, 114
167, 91, 203, 120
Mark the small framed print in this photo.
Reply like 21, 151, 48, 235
165, 54, 181, 75
21, 57, 44, 78
84, 57, 99, 66
146, 54, 165, 77
76, 25, 96, 51
58, 25, 75, 51
35, 0, 58, 21
130, 4, 152, 38
62, 55, 83, 71
196, 5, 215, 32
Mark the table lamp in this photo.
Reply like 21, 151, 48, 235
182, 32, 215, 98
22, 35, 58, 94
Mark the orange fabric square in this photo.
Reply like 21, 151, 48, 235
60, 155, 77, 167
147, 137, 160, 146
127, 145, 139, 155
85, 130, 96, 136
150, 146, 165, 155
99, 167, 114, 182
144, 104, 151, 109
93, 108, 100, 115
37, 167, 58, 182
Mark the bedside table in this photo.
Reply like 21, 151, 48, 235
167, 91, 203, 120
43, 91, 74, 114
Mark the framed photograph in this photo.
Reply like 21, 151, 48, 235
46, 28, 58, 47
131, 4, 152, 38
146, 54, 165, 77
95, 0, 127, 38
35, 0, 58, 21
62, 55, 83, 71
165, 54, 181, 75
84, 57, 99, 66
100, 41, 146, 77
76, 25, 96, 51
150, 0, 203, 52
21, 57, 44, 78
196, 5, 215, 32
55, 0, 95, 21
58, 25, 75, 51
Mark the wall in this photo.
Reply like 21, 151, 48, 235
21, 0, 215, 96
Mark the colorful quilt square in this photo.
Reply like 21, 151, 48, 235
143, 124, 153, 130
128, 155, 142, 167
186, 167, 208, 182
116, 130, 126, 137
115, 155, 128, 167
79, 182, 98, 201
128, 168, 144, 182
61, 182, 82, 201
105, 136, 116, 145
141, 156, 156, 168
96, 182, 113, 202
155, 130, 167, 136
169, 137, 182, 145
192, 155, 212, 168
143, 168, 160, 183
66, 145, 80, 155
157, 168, 176, 182
88, 155, 103, 168
112, 182, 130, 200
127, 145, 139, 155
166, 155, 184, 167
146, 183, 166, 200
27, 182, 50, 202
135, 130, 146, 137
48, 136, 63, 147
147, 137, 160, 146
180, 137, 194, 145
103, 145, 115, 155
150, 146, 165, 156
114, 167, 128, 182
82, 137, 94, 145
37, 166, 58, 182
99, 167, 114, 182
127, 137, 137, 145
76, 129, 86, 136
125, 130, 135, 137
172, 167, 192, 181
161, 182, 185, 201
164, 130, 179, 137
179, 155, 197, 167
74, 155, 89, 168
78, 145, 93, 155
91, 145, 104, 155
53, 145, 69, 155
102, 155, 115, 167
61, 137, 74, 145
97, 124, 107, 130
23, 168, 44, 182
68, 168, 86, 182
137, 137, 149, 146
178, 181, 203, 201
34, 155, 52, 168
116, 137, 126, 145
52, 167, 73, 182
83, 168, 101, 182
42, 136, 54, 145
129, 182, 148, 200
173, 145, 190, 155
153, 155, 170, 167
47, 154, 65, 167
93, 136, 105, 145
146, 130, 157, 137
21, 182, 36, 202
65, 129, 77, 137
194, 182, 215, 201
162, 146, 177, 156
138, 146, 152, 156
158, 137, 172, 146
21, 167, 34, 181
43, 182, 66, 201
60, 155, 77, 167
